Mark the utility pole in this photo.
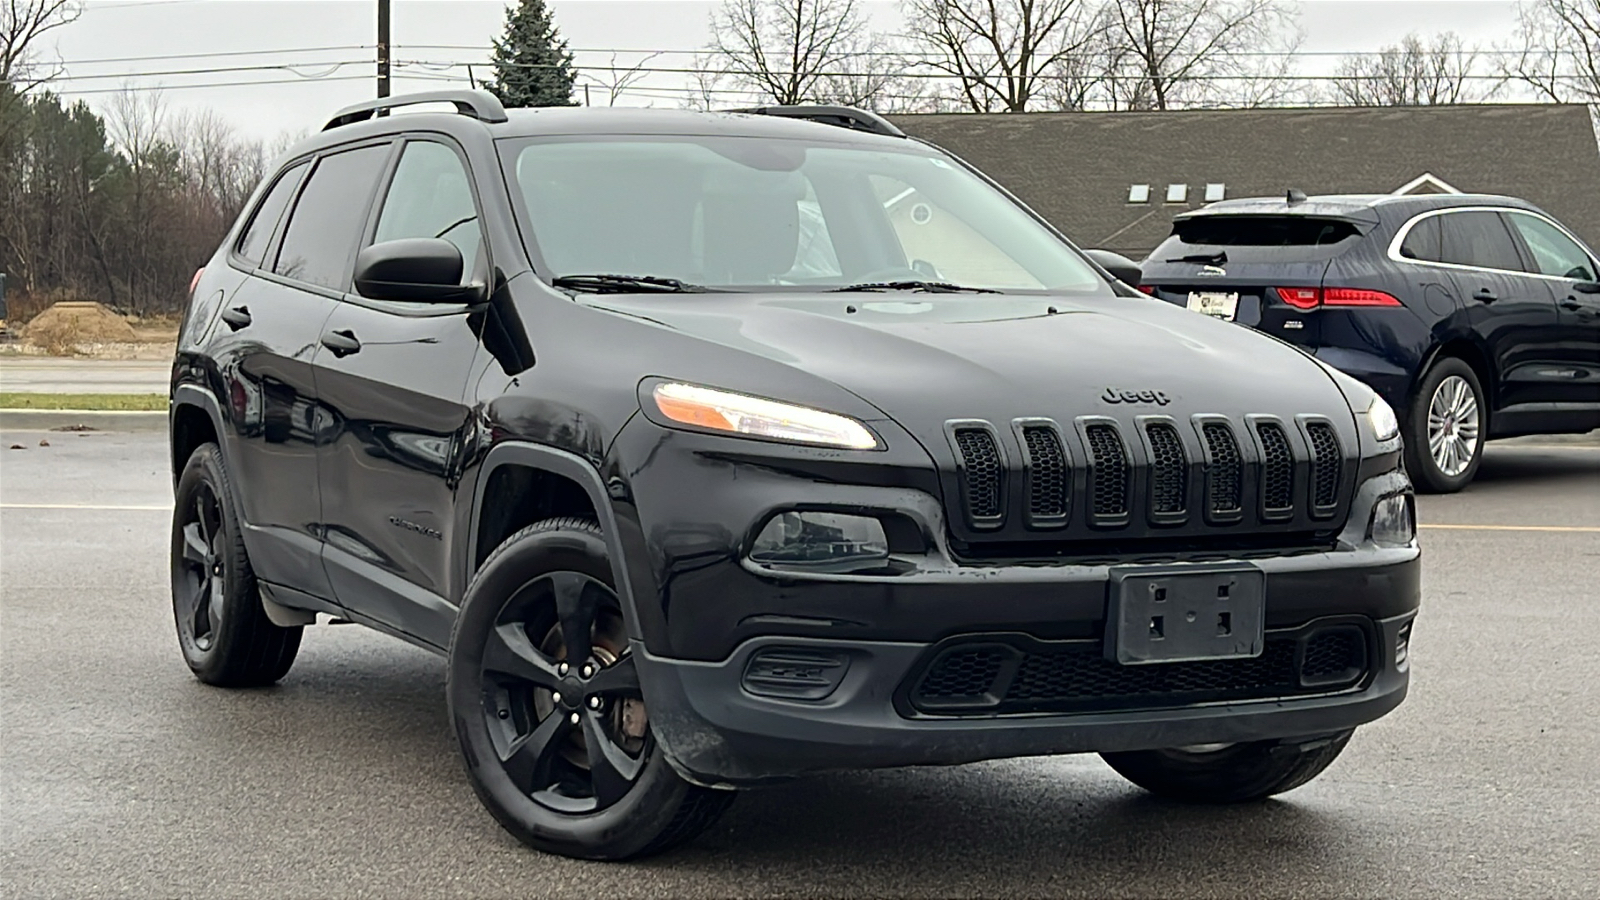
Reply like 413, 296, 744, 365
377, 0, 390, 98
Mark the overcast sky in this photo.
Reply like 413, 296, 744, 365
39, 0, 1527, 141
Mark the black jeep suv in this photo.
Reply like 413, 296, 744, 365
1138, 193, 1600, 493
169, 91, 1419, 860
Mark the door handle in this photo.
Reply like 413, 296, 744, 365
1472, 288, 1498, 303
1560, 298, 1584, 311
220, 306, 252, 330
320, 329, 361, 357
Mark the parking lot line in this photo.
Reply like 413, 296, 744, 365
1419, 523, 1600, 533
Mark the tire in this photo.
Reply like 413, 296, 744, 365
1101, 731, 1353, 803
170, 443, 302, 687
1403, 357, 1486, 493
446, 517, 732, 860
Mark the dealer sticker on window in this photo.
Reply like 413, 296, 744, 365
1186, 291, 1239, 321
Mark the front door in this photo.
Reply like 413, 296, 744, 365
313, 137, 487, 649
1502, 210, 1600, 409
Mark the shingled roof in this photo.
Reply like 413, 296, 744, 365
892, 105, 1600, 260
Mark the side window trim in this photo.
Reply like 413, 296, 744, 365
1388, 206, 1590, 283
268, 137, 398, 293
361, 133, 491, 273
229, 160, 310, 273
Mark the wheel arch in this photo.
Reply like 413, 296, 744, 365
1415, 337, 1495, 416
467, 442, 639, 635
170, 383, 226, 486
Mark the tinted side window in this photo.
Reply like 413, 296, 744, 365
1398, 216, 1442, 262
274, 144, 391, 290
1173, 216, 1360, 247
1506, 212, 1596, 281
236, 161, 307, 266
373, 141, 481, 280
1438, 211, 1524, 273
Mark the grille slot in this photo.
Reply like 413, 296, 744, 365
1202, 422, 1244, 519
1255, 422, 1294, 517
909, 628, 1371, 715
1084, 424, 1130, 522
1021, 425, 1069, 522
1145, 423, 1188, 517
953, 428, 1004, 524
1305, 422, 1342, 514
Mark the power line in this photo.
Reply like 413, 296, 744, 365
51, 46, 370, 67
53, 74, 376, 96
49, 61, 373, 83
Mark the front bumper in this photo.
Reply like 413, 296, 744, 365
638, 609, 1412, 787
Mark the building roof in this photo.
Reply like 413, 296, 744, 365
892, 105, 1600, 259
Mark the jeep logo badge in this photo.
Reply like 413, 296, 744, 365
1102, 387, 1171, 406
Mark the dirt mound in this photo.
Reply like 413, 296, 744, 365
21, 301, 139, 354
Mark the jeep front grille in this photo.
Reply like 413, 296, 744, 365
1255, 421, 1294, 518
1145, 422, 1188, 517
953, 427, 1004, 525
1085, 424, 1130, 522
1306, 421, 1342, 517
1020, 424, 1069, 523
1202, 421, 1243, 520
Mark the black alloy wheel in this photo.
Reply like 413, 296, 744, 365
170, 443, 302, 686
447, 518, 732, 860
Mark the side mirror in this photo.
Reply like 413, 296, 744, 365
1573, 280, 1600, 295
354, 238, 485, 303
1085, 248, 1143, 287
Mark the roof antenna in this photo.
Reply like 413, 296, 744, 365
1286, 188, 1308, 205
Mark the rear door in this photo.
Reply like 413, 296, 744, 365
206, 158, 337, 600
312, 136, 487, 649
1139, 214, 1371, 348
1430, 210, 1567, 411
1501, 210, 1600, 407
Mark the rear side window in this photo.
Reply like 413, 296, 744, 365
1505, 212, 1596, 281
1398, 216, 1441, 262
1172, 216, 1360, 247
1438, 211, 1524, 273
274, 143, 391, 290
373, 140, 482, 279
236, 162, 307, 266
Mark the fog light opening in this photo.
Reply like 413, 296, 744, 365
750, 511, 889, 568
1369, 492, 1415, 547
741, 648, 850, 700
1395, 621, 1412, 670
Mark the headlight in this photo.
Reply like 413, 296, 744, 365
1369, 492, 1415, 547
651, 382, 879, 449
750, 512, 888, 566
1366, 396, 1400, 443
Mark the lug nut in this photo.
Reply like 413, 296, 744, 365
497, 709, 509, 720
551, 691, 562, 704
568, 713, 580, 725
557, 662, 569, 676
588, 696, 602, 710
581, 664, 594, 678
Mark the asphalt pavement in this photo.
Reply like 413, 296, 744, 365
2, 431, 1596, 898
0, 357, 170, 394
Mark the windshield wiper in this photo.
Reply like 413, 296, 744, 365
1168, 251, 1228, 266
552, 274, 706, 294
832, 280, 999, 294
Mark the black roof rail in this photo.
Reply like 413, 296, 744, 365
729, 105, 905, 138
323, 89, 509, 131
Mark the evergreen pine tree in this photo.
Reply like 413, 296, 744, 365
485, 0, 578, 107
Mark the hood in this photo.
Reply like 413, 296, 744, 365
587, 292, 1356, 439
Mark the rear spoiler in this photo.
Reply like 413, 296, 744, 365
1173, 202, 1381, 228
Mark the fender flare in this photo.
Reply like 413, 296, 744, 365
170, 382, 230, 486
466, 441, 641, 636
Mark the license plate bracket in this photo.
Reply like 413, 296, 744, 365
1106, 565, 1265, 665
1186, 291, 1239, 320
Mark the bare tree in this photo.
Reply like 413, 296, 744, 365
582, 51, 663, 106
1331, 32, 1484, 106
904, 0, 1104, 113
709, 0, 876, 105
1100, 0, 1299, 110
1499, 0, 1599, 102
1, 0, 78, 91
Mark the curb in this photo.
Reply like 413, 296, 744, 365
0, 409, 167, 433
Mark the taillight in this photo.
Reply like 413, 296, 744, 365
1137, 285, 1158, 296
188, 267, 205, 297
1274, 286, 1402, 310
1275, 287, 1320, 310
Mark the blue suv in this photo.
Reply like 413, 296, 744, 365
1137, 193, 1600, 492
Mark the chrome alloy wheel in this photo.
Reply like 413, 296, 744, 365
1427, 374, 1480, 477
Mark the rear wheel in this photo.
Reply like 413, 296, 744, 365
1404, 357, 1485, 493
1101, 731, 1353, 803
170, 443, 302, 687
446, 518, 732, 860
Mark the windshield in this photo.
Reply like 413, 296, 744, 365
502, 135, 1109, 295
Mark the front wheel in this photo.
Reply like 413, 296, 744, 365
446, 518, 732, 860
1404, 358, 1485, 493
1100, 731, 1353, 803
